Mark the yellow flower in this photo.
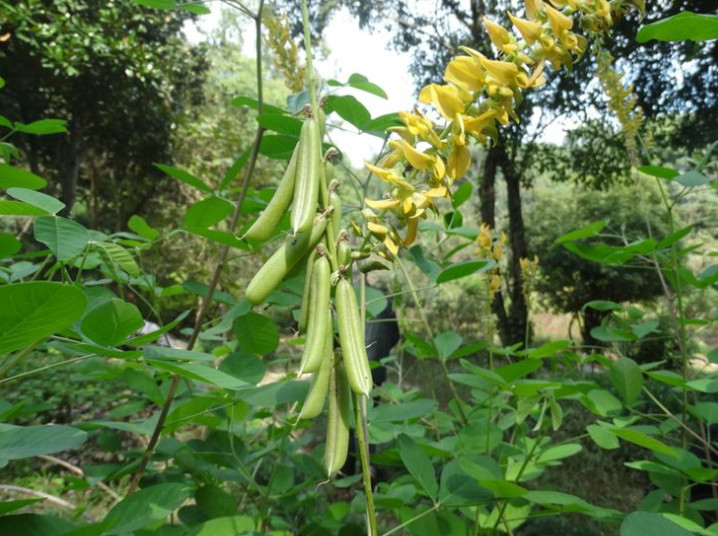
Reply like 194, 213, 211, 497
389, 139, 446, 180
365, 197, 400, 210
404, 218, 419, 246
418, 83, 471, 121
365, 162, 414, 191
477, 223, 492, 252
444, 55, 486, 93
479, 56, 521, 88
508, 12, 543, 45
448, 144, 472, 180
545, 4, 574, 34
489, 273, 501, 297
525, 0, 545, 21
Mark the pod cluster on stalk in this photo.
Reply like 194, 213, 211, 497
360, 0, 643, 256
243, 108, 372, 477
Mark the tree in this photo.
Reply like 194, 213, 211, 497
0, 0, 207, 227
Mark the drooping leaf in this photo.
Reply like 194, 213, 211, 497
185, 196, 234, 229
434, 331, 463, 360
439, 459, 492, 506
148, 361, 249, 389
637, 12, 718, 43
127, 215, 158, 240
234, 312, 279, 355
554, 220, 606, 244
620, 511, 692, 536
13, 119, 67, 135
586, 424, 620, 450
0, 425, 87, 467
324, 95, 371, 130
103, 483, 193, 535
638, 165, 679, 180
81, 299, 144, 347
257, 113, 302, 136
451, 181, 472, 208
7, 188, 64, 215
397, 434, 438, 502
0, 282, 86, 355
33, 216, 89, 261
155, 163, 212, 193
610, 357, 643, 404
409, 244, 441, 281
95, 241, 140, 278
611, 428, 676, 456
0, 164, 47, 190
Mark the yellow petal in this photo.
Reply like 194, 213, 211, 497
524, 0, 545, 21
484, 17, 511, 48
419, 83, 469, 121
479, 56, 520, 87
508, 12, 543, 45
545, 4, 573, 34
425, 185, 448, 198
383, 235, 399, 257
365, 197, 400, 210
448, 144, 472, 180
368, 221, 388, 237
403, 217, 418, 246
444, 55, 485, 93
390, 139, 434, 170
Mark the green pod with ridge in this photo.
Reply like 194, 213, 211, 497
299, 254, 331, 374
325, 361, 351, 477
291, 118, 321, 235
335, 277, 372, 396
245, 214, 328, 305
298, 249, 318, 333
298, 333, 333, 420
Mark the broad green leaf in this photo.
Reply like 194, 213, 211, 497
536, 443, 582, 463
0, 499, 44, 515
0, 164, 47, 190
257, 113, 302, 136
434, 331, 462, 359
155, 163, 211, 193
554, 220, 606, 244
148, 360, 249, 389
409, 244, 441, 281
584, 300, 623, 312
620, 511, 692, 536
583, 389, 622, 417
496, 359, 543, 382
0, 514, 76, 536
396, 436, 439, 501
439, 459, 492, 506
436, 259, 494, 283
95, 241, 140, 278
258, 134, 298, 159
0, 200, 47, 216
676, 170, 712, 187
126, 310, 189, 346
610, 357, 643, 404
657, 225, 693, 250
220, 147, 251, 190
637, 12, 718, 43
638, 165, 679, 179
0, 425, 87, 467
690, 402, 718, 425
103, 483, 193, 535
451, 181, 473, 208
477, 480, 528, 499
371, 399, 438, 423
181, 2, 211, 14
185, 196, 234, 229
236, 380, 309, 406
127, 215, 158, 240
611, 428, 676, 456
587, 424, 620, 449
134, 0, 176, 7
33, 216, 89, 261
325, 95, 371, 130
685, 378, 718, 393
186, 515, 255, 536
234, 312, 279, 355
219, 352, 266, 385
346, 73, 388, 98
143, 345, 215, 362
363, 113, 403, 137
81, 299, 144, 347
0, 232, 21, 258
523, 339, 570, 358
7, 188, 64, 215
0, 282, 86, 355
13, 119, 67, 135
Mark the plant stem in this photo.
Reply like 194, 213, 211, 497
128, 0, 266, 494
381, 504, 439, 536
0, 341, 39, 379
355, 393, 378, 536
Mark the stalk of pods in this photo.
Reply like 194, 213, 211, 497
243, 109, 371, 477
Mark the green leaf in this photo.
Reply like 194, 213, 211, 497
127, 215, 158, 240
0, 514, 77, 536
81, 299, 144, 347
610, 357, 643, 404
155, 163, 211, 193
554, 220, 606, 244
95, 241, 140, 278
148, 360, 249, 389
0, 425, 87, 467
13, 119, 67, 135
689, 402, 718, 425
0, 200, 47, 216
185, 196, 234, 229
181, 2, 211, 14
451, 182, 472, 208
675, 170, 712, 187
183, 279, 237, 305
219, 352, 266, 385
186, 516, 255, 536
0, 282, 86, 355
638, 165, 679, 180
346, 73, 388, 98
536, 443, 582, 463
133, 0, 176, 9
396, 434, 438, 502
586, 424, 620, 450
143, 345, 215, 362
103, 483, 193, 535
186, 228, 250, 250
231, 96, 286, 115
409, 245, 441, 281
0, 500, 44, 515
324, 95, 371, 130
363, 113, 403, 137
637, 12, 718, 43
620, 511, 692, 536
523, 339, 571, 358
611, 428, 676, 456
439, 459, 492, 506
436, 259, 494, 283
33, 216, 89, 261
236, 380, 309, 406
0, 164, 47, 190
258, 134, 298, 159
0, 232, 21, 258
371, 399, 438, 423
257, 113, 302, 136
583, 300, 623, 312
7, 187, 65, 215
234, 312, 279, 355
434, 331, 462, 360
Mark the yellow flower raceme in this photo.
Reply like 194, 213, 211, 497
444, 55, 486, 93
418, 83, 471, 121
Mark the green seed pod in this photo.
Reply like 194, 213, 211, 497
298, 249, 318, 333
246, 214, 328, 305
329, 180, 342, 237
242, 146, 298, 242
291, 118, 321, 235
336, 230, 351, 268
298, 328, 333, 420
299, 254, 331, 373
335, 277, 372, 396
325, 360, 351, 477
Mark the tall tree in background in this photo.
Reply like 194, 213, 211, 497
280, 0, 716, 345
0, 0, 207, 228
